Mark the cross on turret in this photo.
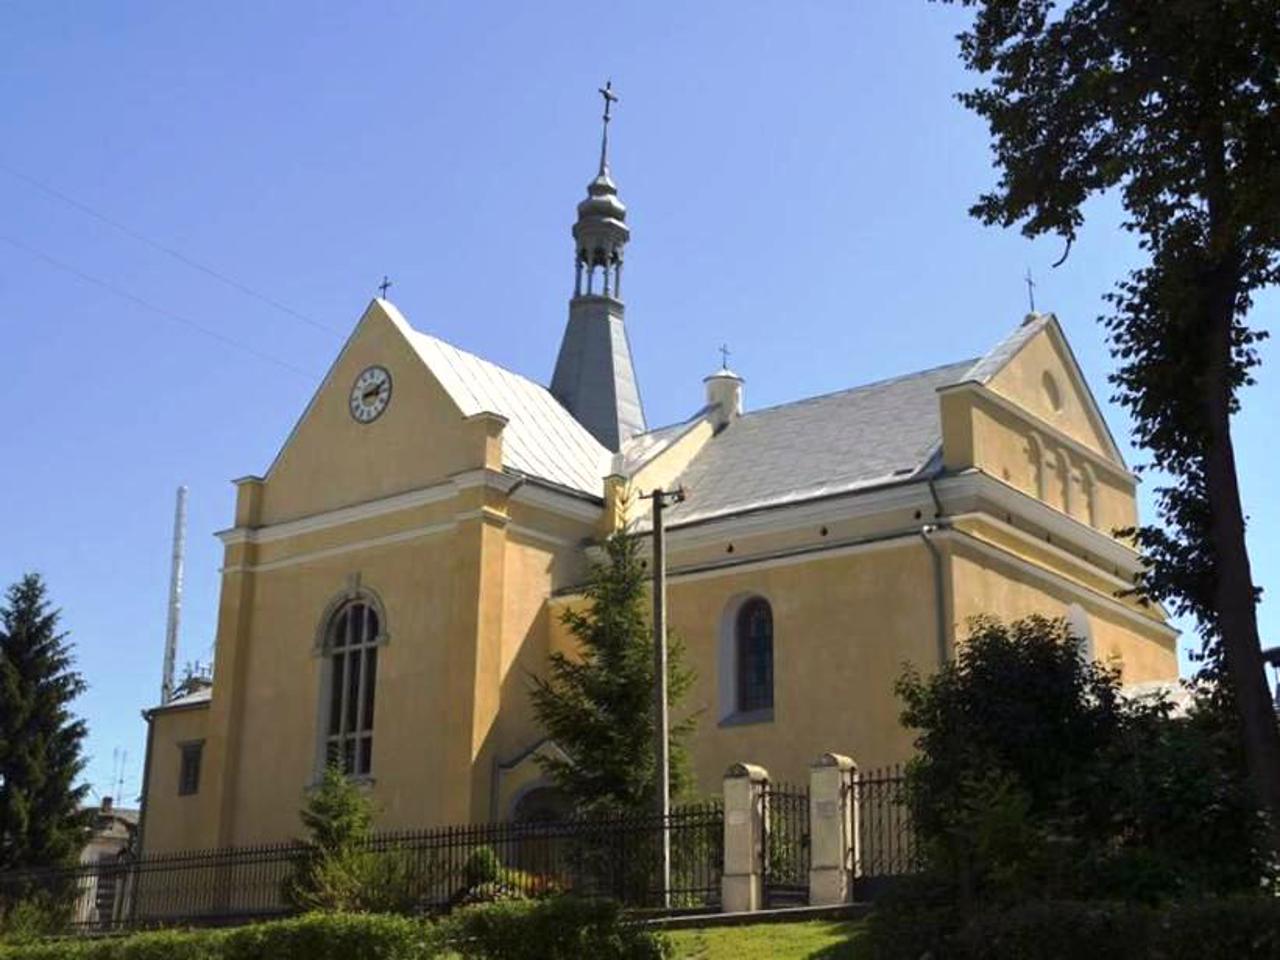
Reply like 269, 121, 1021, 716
598, 80, 619, 176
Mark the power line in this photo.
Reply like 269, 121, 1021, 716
1, 234, 313, 378
0, 161, 343, 338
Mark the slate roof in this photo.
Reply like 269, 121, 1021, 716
406, 330, 611, 497
665, 360, 978, 526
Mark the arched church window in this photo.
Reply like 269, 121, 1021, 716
736, 598, 774, 713
322, 599, 381, 777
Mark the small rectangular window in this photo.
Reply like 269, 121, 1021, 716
178, 742, 203, 796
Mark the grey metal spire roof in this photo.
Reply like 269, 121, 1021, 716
550, 84, 645, 452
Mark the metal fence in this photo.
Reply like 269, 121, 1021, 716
853, 764, 920, 899
762, 781, 810, 907
0, 802, 723, 932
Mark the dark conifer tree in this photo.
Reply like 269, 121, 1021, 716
0, 574, 91, 870
530, 529, 696, 816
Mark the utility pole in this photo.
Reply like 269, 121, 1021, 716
641, 485, 685, 909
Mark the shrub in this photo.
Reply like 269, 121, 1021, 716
463, 848, 501, 889
447, 897, 670, 960
868, 896, 1280, 960
0, 913, 442, 960
896, 615, 1268, 905
0, 892, 74, 945
221, 913, 442, 960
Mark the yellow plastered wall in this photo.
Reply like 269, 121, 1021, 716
949, 544, 1177, 684
667, 541, 940, 793
985, 325, 1113, 457
141, 706, 214, 854
260, 300, 490, 525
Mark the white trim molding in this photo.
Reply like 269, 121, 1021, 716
940, 527, 1177, 640
221, 520, 457, 574
509, 481, 603, 524
217, 482, 457, 546
218, 472, 600, 549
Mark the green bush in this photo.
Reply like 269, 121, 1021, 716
0, 892, 74, 945
446, 897, 670, 960
0, 913, 442, 960
222, 913, 442, 960
869, 896, 1280, 960
463, 848, 501, 889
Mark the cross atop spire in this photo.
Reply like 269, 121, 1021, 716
598, 80, 619, 176
719, 344, 731, 370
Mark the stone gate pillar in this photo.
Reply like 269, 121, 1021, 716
721, 762, 768, 913
808, 753, 857, 905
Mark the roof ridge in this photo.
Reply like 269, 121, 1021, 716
738, 357, 979, 420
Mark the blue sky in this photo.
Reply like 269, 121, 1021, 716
1, 2, 1275, 807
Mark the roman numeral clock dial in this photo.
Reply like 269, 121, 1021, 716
349, 365, 392, 424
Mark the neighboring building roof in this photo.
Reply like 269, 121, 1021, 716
147, 685, 212, 716
666, 359, 977, 526
406, 329, 611, 497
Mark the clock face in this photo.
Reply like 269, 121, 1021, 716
349, 366, 392, 424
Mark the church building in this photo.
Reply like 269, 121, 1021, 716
138, 94, 1177, 855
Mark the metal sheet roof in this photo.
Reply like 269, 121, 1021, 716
406, 330, 610, 496
665, 360, 978, 526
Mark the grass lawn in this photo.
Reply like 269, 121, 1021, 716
665, 919, 869, 960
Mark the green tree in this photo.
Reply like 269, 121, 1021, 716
934, 0, 1280, 850
0, 574, 91, 871
530, 529, 696, 817
284, 765, 414, 913
896, 615, 1265, 904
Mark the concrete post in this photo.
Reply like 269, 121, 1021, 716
808, 753, 857, 906
721, 762, 768, 913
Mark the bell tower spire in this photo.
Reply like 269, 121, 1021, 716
550, 82, 646, 451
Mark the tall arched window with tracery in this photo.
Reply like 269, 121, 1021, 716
321, 598, 381, 777
736, 598, 774, 713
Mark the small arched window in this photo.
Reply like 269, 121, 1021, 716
736, 598, 774, 713
322, 599, 381, 777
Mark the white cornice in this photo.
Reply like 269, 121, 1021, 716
657, 470, 1142, 587
946, 510, 1137, 594
217, 472, 599, 548
509, 481, 602, 524
667, 480, 933, 550
669, 529, 921, 583
221, 520, 457, 574
940, 528, 1176, 640
216, 482, 457, 546
937, 472, 1141, 575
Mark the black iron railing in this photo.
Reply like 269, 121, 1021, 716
854, 764, 920, 897
761, 781, 810, 906
0, 802, 723, 932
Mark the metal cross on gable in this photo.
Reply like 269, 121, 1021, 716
378, 275, 392, 298
1024, 268, 1037, 313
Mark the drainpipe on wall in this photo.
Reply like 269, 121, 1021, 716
920, 477, 950, 668
133, 708, 156, 858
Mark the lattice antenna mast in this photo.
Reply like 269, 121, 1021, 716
161, 485, 188, 704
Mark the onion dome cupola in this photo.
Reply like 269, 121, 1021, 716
550, 82, 646, 452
